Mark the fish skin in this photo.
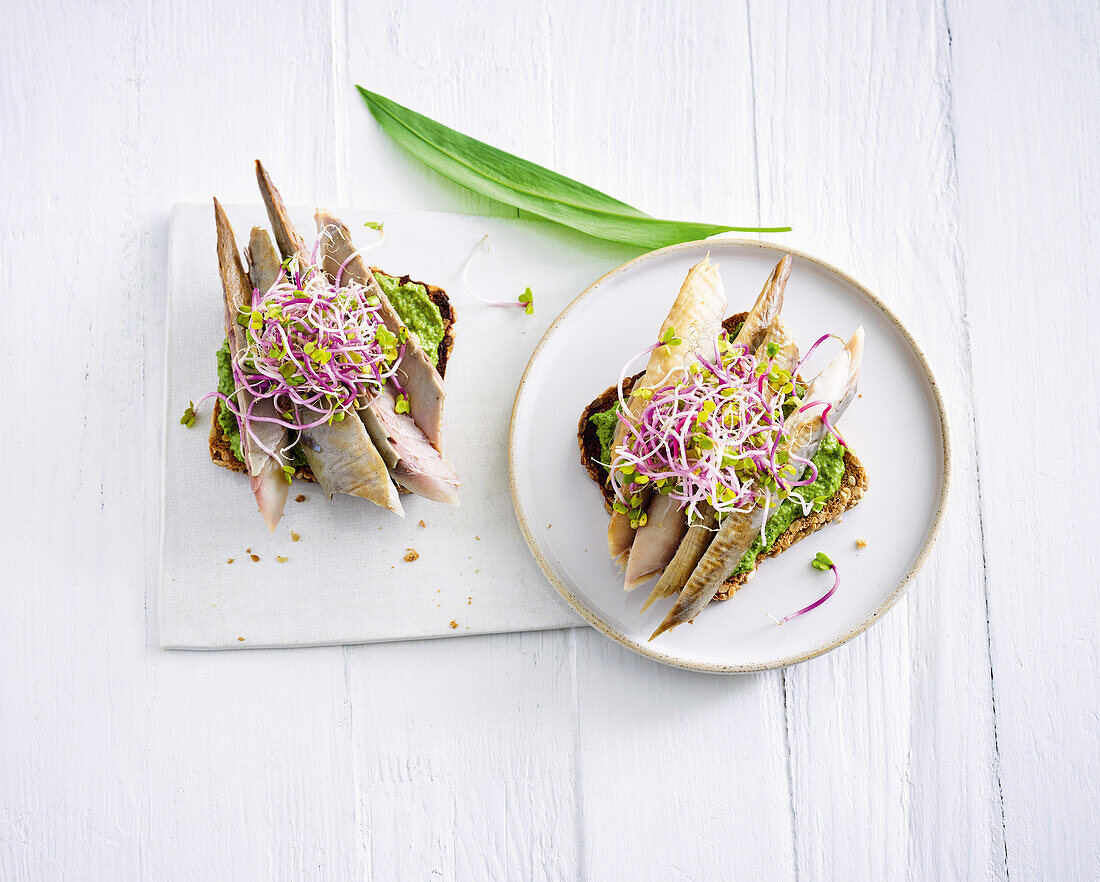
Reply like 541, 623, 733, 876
241, 226, 299, 472
617, 256, 792, 582
732, 254, 792, 351
607, 256, 728, 561
650, 325, 862, 640
607, 517, 635, 568
213, 197, 288, 530
246, 226, 284, 297
644, 508, 717, 611
255, 160, 310, 261
242, 228, 293, 468
299, 415, 405, 516
301, 208, 458, 507
359, 406, 400, 469
251, 463, 291, 532
360, 386, 460, 506
252, 165, 403, 513
611, 256, 728, 454
213, 198, 289, 532
242, 226, 294, 531
622, 493, 688, 591
650, 506, 764, 640
636, 315, 798, 600
315, 209, 447, 452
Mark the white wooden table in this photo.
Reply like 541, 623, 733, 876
3, 1, 1097, 879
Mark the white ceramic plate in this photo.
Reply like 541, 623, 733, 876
509, 240, 950, 672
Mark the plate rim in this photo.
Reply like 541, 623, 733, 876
508, 238, 952, 673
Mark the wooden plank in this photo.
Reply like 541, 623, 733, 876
536, 4, 797, 879
345, 632, 579, 880
339, 6, 584, 878
0, 1, 357, 878
946, 1, 1100, 877
574, 630, 796, 880
749, 2, 1005, 878
340, 4, 797, 879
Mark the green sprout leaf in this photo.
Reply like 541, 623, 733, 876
364, 221, 384, 231
659, 326, 683, 348
394, 393, 410, 415
811, 552, 834, 571
518, 286, 534, 315
180, 401, 197, 428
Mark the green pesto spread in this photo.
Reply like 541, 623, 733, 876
216, 338, 311, 471
731, 432, 845, 575
589, 404, 620, 464
587, 403, 846, 575
375, 272, 444, 366
215, 339, 243, 462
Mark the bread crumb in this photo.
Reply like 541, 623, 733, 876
856, 538, 868, 549
246, 548, 260, 562
449, 620, 458, 629
467, 597, 472, 605
418, 519, 426, 528
227, 558, 234, 564
475, 536, 481, 541
291, 531, 300, 542
238, 637, 245, 642
547, 523, 552, 529
294, 494, 306, 503
276, 555, 288, 563
403, 549, 419, 562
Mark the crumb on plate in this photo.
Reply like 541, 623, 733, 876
856, 538, 868, 549
294, 494, 306, 503
449, 620, 458, 629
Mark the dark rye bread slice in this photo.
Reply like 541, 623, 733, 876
577, 311, 869, 600
209, 272, 455, 479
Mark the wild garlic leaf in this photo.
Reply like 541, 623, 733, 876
358, 88, 790, 249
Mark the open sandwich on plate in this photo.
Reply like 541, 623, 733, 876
577, 255, 868, 639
